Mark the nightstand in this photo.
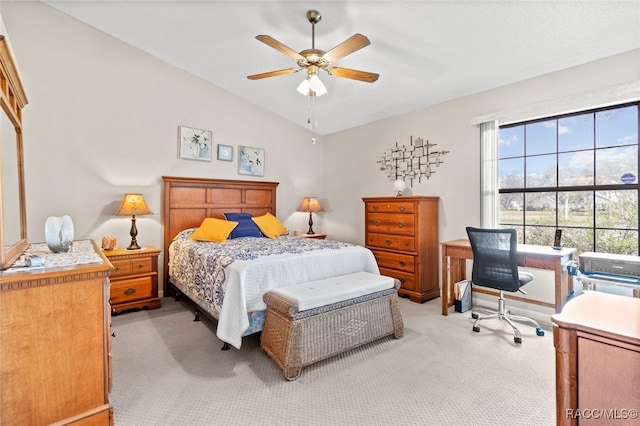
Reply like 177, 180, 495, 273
103, 246, 161, 314
299, 233, 327, 239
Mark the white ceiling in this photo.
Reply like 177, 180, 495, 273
42, 0, 640, 135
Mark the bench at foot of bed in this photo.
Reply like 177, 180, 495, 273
261, 272, 404, 380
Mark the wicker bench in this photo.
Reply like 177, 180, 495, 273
261, 272, 404, 380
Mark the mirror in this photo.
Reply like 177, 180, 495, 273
0, 35, 28, 269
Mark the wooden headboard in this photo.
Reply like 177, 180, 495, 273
161, 176, 279, 295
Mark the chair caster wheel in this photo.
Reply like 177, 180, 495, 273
536, 328, 545, 336
471, 313, 478, 319
514, 336, 522, 344
473, 326, 480, 333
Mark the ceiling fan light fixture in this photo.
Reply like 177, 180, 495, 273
309, 74, 327, 96
297, 73, 327, 97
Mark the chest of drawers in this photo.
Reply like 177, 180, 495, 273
104, 246, 161, 314
0, 240, 113, 425
363, 196, 440, 303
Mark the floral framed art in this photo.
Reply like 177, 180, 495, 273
238, 146, 265, 176
178, 126, 212, 161
217, 144, 233, 161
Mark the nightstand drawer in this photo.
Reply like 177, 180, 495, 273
110, 276, 152, 304
110, 257, 153, 277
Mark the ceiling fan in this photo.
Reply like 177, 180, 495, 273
247, 10, 379, 96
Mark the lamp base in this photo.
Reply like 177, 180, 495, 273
307, 212, 315, 234
126, 216, 142, 250
126, 241, 141, 250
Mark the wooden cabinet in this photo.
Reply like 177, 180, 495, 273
363, 196, 440, 303
104, 246, 160, 314
0, 240, 113, 425
552, 291, 640, 425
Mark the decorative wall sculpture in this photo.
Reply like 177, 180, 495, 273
377, 136, 449, 187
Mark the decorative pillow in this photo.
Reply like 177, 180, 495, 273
190, 218, 238, 242
252, 212, 289, 238
223, 212, 263, 238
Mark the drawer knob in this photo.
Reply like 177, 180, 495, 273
385, 239, 392, 245
399, 260, 407, 267
124, 287, 136, 295
373, 205, 379, 211
399, 205, 406, 211
374, 220, 381, 226
399, 278, 407, 284
136, 263, 144, 269
397, 222, 405, 228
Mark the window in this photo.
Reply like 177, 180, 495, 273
498, 102, 639, 256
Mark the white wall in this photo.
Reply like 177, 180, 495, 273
0, 1, 325, 289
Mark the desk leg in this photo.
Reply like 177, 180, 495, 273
441, 253, 449, 316
556, 261, 573, 313
441, 255, 466, 316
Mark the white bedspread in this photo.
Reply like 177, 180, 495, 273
169, 232, 380, 348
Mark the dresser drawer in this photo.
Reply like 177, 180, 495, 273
379, 267, 416, 292
110, 276, 152, 304
367, 213, 388, 233
110, 257, 153, 278
370, 234, 399, 249
367, 201, 415, 213
368, 234, 416, 251
372, 250, 415, 273
388, 213, 414, 235
398, 236, 415, 251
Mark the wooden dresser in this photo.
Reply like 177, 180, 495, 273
363, 196, 440, 303
104, 246, 160, 314
0, 240, 113, 425
552, 291, 640, 425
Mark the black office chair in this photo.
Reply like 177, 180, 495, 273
465, 227, 544, 344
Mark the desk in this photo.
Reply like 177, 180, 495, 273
552, 291, 640, 425
440, 239, 575, 316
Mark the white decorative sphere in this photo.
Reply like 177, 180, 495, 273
393, 179, 406, 195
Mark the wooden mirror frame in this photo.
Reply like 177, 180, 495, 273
0, 35, 28, 269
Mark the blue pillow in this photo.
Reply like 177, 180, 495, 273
223, 213, 263, 238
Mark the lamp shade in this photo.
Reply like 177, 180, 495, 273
297, 197, 324, 213
296, 66, 327, 97
115, 193, 153, 217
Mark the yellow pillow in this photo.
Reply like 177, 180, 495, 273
252, 213, 288, 238
190, 218, 238, 242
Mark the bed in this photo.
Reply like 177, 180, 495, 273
162, 176, 380, 349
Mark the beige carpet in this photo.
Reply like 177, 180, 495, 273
110, 296, 556, 425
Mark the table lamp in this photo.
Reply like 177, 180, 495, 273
115, 193, 153, 250
297, 197, 324, 234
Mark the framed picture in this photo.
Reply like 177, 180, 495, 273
217, 144, 233, 161
178, 126, 212, 161
238, 145, 265, 176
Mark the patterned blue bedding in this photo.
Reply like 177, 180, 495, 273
168, 229, 376, 347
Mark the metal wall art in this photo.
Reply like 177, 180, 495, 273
377, 136, 449, 187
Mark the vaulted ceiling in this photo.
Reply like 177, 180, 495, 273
42, 1, 640, 135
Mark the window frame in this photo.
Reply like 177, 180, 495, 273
497, 101, 640, 255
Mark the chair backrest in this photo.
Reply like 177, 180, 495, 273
466, 227, 521, 292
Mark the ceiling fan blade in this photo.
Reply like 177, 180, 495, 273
327, 67, 379, 83
247, 68, 300, 80
322, 34, 370, 63
255, 35, 305, 61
